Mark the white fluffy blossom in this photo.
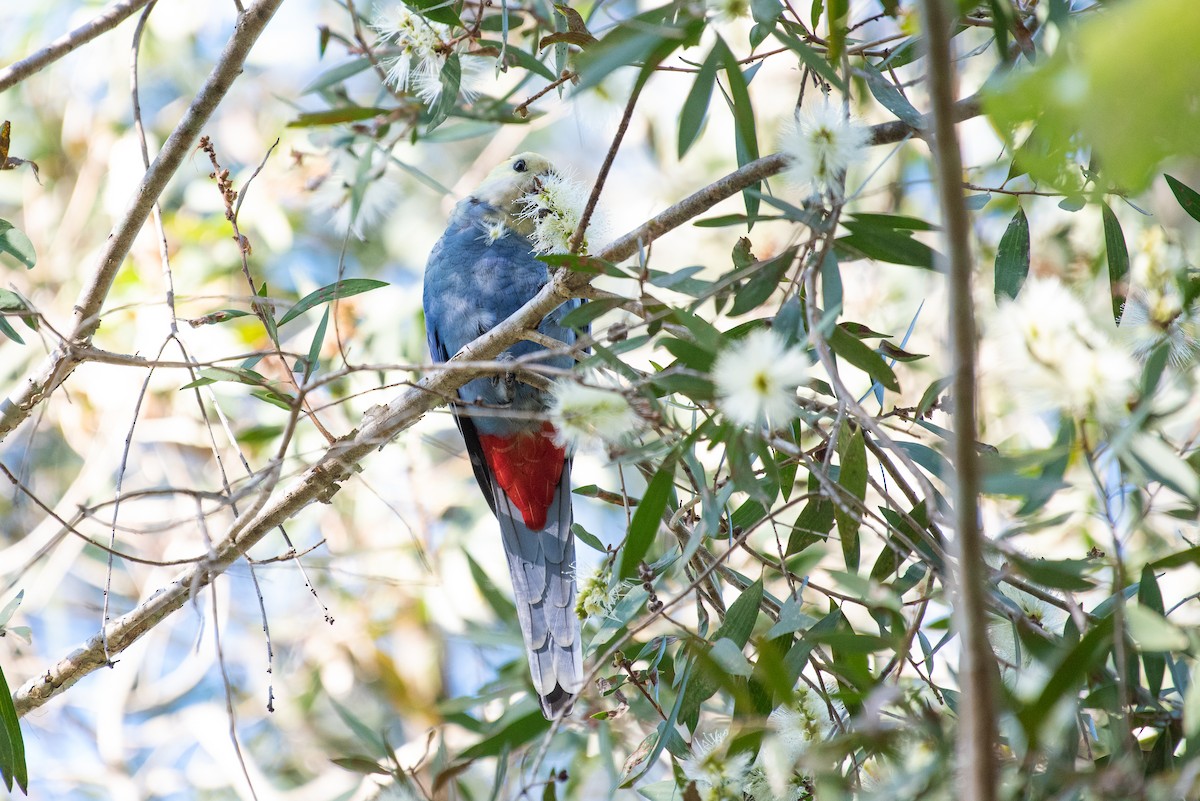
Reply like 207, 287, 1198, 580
707, 0, 749, 22
992, 277, 1137, 426
746, 691, 828, 800
372, 4, 491, 104
680, 730, 753, 801
548, 372, 643, 450
987, 553, 1068, 680
1119, 229, 1200, 365
517, 171, 603, 255
575, 564, 623, 621
779, 100, 871, 200
310, 149, 401, 239
712, 329, 812, 430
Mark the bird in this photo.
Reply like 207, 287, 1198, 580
423, 153, 583, 718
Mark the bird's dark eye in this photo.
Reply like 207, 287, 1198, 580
513, 159, 527, 173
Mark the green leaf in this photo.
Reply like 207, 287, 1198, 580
1020, 615, 1112, 741
0, 593, 21, 629
0, 220, 35, 270
479, 40, 555, 80
574, 7, 698, 93
617, 467, 675, 581
1186, 660, 1200, 752
728, 247, 796, 316
406, 0, 463, 27
427, 54, 462, 132
837, 219, 938, 270
828, 325, 900, 392
772, 29, 846, 92
559, 297, 625, 329
331, 755, 389, 775
994, 207, 1030, 301
278, 279, 387, 326
846, 213, 935, 231
863, 63, 922, 127
834, 423, 867, 571
714, 37, 760, 221
0, 663, 26, 793
718, 579, 764, 648
661, 337, 716, 372
709, 638, 754, 677
1101, 203, 1129, 319
330, 697, 388, 757
0, 316, 22, 345
179, 366, 271, 391
1125, 604, 1188, 652
965, 193, 992, 210
458, 710, 550, 761
678, 46, 720, 159
570, 523, 606, 553
1165, 174, 1200, 224
286, 106, 391, 128
1125, 434, 1200, 502
304, 307, 330, 382
787, 493, 834, 555
301, 58, 373, 94
466, 553, 517, 620
1005, 554, 1095, 592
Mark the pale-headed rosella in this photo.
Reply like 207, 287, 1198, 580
423, 153, 583, 717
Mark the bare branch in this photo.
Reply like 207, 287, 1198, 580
0, 0, 156, 94
0, 0, 287, 442
919, 1, 997, 798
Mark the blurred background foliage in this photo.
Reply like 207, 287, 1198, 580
2, 0, 1200, 799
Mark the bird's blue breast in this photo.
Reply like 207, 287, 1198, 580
424, 198, 579, 437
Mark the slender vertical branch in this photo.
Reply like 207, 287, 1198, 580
919, 1, 997, 798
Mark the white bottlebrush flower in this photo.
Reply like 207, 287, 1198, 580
373, 4, 447, 92
681, 730, 754, 801
1120, 289, 1200, 365
745, 766, 813, 801
712, 329, 812, 430
749, 690, 829, 799
1119, 231, 1200, 365
373, 4, 492, 104
412, 53, 493, 106
779, 99, 871, 200
987, 553, 1067, 676
768, 690, 827, 762
548, 373, 643, 451
517, 170, 603, 255
310, 148, 401, 239
574, 564, 623, 621
707, 0, 749, 22
993, 277, 1137, 425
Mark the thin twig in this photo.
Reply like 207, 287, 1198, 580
568, 78, 645, 255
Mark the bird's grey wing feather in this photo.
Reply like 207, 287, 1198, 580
493, 461, 582, 717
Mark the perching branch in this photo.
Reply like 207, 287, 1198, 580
11, 95, 985, 717
920, 1, 997, 799
0, 0, 287, 442
0, 0, 157, 94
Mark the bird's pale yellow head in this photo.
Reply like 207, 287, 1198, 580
473, 152, 556, 236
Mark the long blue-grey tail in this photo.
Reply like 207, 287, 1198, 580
493, 465, 582, 717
